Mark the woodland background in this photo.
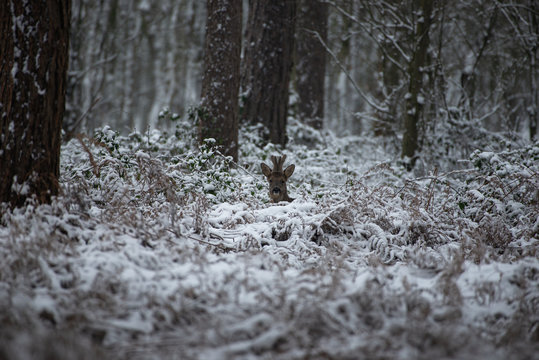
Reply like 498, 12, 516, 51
66, 0, 537, 163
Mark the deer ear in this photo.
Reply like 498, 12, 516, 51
261, 163, 272, 177
284, 164, 295, 179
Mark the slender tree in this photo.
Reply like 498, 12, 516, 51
500, 0, 538, 141
199, 0, 242, 160
295, 0, 328, 130
241, 0, 297, 146
0, 0, 71, 208
401, 0, 434, 169
529, 0, 538, 141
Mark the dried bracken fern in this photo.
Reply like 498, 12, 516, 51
1, 122, 537, 360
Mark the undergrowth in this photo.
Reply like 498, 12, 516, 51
1, 115, 537, 360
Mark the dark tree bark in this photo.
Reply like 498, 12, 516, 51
401, 0, 434, 169
295, 0, 328, 130
241, 0, 297, 146
200, 0, 242, 161
0, 0, 71, 208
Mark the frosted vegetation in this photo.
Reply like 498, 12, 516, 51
1, 115, 538, 359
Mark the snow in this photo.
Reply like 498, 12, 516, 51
138, 0, 150, 12
0, 119, 537, 359
10, 54, 19, 83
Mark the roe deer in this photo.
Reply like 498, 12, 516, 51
260, 155, 295, 203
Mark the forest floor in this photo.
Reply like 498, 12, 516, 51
1, 118, 538, 359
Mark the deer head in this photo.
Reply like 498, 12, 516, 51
260, 155, 295, 203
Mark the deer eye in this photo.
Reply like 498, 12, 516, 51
280, 180, 285, 185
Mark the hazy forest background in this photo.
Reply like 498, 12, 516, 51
66, 0, 537, 164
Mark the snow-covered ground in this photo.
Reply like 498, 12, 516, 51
1, 119, 537, 359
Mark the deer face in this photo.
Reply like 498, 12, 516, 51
260, 155, 295, 203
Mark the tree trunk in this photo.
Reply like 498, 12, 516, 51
530, 51, 538, 141
199, 0, 242, 161
295, 0, 328, 130
529, 0, 538, 142
241, 0, 297, 146
401, 0, 434, 169
0, 0, 71, 208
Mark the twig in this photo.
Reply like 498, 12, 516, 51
64, 96, 102, 141
76, 134, 100, 177
214, 151, 263, 182
166, 228, 230, 249
306, 29, 389, 114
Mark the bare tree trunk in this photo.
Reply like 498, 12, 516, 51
0, 0, 71, 208
199, 0, 242, 161
401, 0, 434, 169
528, 0, 538, 142
241, 0, 297, 146
530, 52, 538, 141
295, 0, 328, 130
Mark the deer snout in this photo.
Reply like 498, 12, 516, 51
272, 187, 281, 194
